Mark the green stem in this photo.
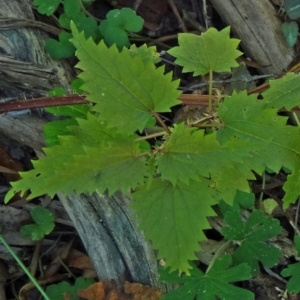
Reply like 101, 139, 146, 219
0, 235, 51, 300
208, 69, 213, 113
206, 240, 231, 273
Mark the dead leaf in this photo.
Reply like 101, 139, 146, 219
124, 281, 162, 300
78, 281, 105, 300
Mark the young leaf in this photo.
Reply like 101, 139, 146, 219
168, 27, 242, 76
99, 8, 144, 48
70, 23, 181, 134
281, 236, 300, 294
33, 0, 61, 16
221, 210, 282, 275
217, 91, 300, 207
20, 207, 55, 241
130, 178, 220, 274
5, 114, 149, 201
159, 255, 254, 300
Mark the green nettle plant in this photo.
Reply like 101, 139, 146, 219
5, 23, 300, 298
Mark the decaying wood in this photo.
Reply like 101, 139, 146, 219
0, 0, 74, 99
209, 0, 295, 74
0, 0, 172, 293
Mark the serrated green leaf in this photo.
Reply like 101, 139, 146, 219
168, 27, 242, 76
33, 0, 61, 16
64, 0, 80, 17
159, 255, 253, 300
129, 44, 161, 64
263, 73, 300, 110
5, 114, 149, 201
222, 210, 282, 275
20, 207, 55, 240
99, 8, 144, 48
156, 123, 258, 186
217, 91, 300, 207
45, 32, 75, 59
130, 178, 220, 273
70, 23, 181, 134
46, 277, 95, 300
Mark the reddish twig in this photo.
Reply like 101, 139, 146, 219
0, 94, 88, 113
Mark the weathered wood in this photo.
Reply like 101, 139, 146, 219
0, 0, 74, 99
209, 0, 295, 74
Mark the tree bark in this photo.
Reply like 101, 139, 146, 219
209, 0, 295, 74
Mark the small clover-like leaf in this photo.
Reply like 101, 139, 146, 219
222, 210, 282, 275
20, 207, 55, 241
99, 8, 144, 48
63, 0, 80, 17
159, 255, 254, 300
45, 32, 75, 59
33, 0, 61, 16
280, 236, 300, 294
168, 27, 242, 76
59, 12, 99, 40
